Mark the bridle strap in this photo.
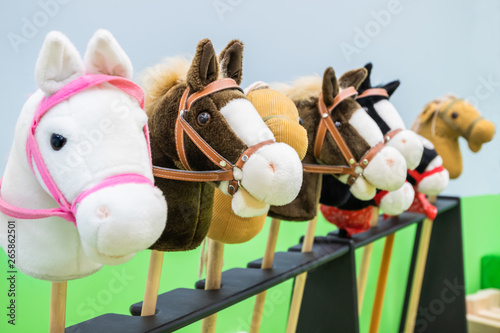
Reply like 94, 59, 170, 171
356, 88, 389, 100
436, 98, 483, 139
175, 79, 243, 171
155, 78, 274, 196
314, 87, 358, 162
152, 140, 274, 182
305, 86, 386, 186
384, 128, 403, 143
408, 166, 445, 185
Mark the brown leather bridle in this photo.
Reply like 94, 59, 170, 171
302, 86, 385, 186
355, 87, 404, 143
152, 78, 274, 195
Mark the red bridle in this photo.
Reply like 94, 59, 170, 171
152, 78, 274, 195
302, 87, 385, 185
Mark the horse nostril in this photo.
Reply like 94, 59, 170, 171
386, 158, 395, 168
268, 163, 276, 174
97, 206, 111, 219
401, 139, 407, 144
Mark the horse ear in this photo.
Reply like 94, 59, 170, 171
187, 39, 219, 92
358, 63, 373, 92
383, 80, 400, 97
322, 67, 339, 107
84, 29, 133, 79
35, 31, 84, 95
219, 40, 243, 85
419, 100, 439, 124
339, 67, 368, 90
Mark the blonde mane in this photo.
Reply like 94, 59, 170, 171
272, 75, 322, 103
139, 56, 191, 112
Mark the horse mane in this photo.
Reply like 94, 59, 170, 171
139, 56, 191, 113
272, 75, 322, 103
410, 93, 458, 132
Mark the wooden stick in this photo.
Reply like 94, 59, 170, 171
404, 196, 436, 332
404, 218, 434, 331
369, 232, 396, 333
200, 238, 225, 333
285, 215, 318, 333
357, 207, 380, 313
249, 218, 282, 333
141, 250, 165, 316
49, 281, 67, 333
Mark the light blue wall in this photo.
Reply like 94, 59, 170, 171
1, 0, 499, 196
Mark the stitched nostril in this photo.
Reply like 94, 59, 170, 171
401, 139, 407, 144
269, 163, 276, 174
386, 158, 395, 168
97, 206, 110, 219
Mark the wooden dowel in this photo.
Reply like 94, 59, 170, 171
49, 281, 67, 333
357, 207, 379, 313
369, 232, 396, 333
141, 250, 165, 316
201, 239, 225, 333
285, 215, 318, 333
404, 196, 437, 332
404, 218, 433, 332
249, 218, 282, 333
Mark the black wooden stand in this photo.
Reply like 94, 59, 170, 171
66, 197, 465, 332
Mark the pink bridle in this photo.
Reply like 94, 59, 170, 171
0, 74, 154, 226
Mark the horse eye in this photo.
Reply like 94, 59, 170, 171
197, 112, 211, 125
298, 117, 304, 126
335, 121, 342, 129
451, 112, 458, 119
50, 134, 67, 151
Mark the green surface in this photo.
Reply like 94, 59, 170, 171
481, 255, 500, 289
0, 194, 497, 332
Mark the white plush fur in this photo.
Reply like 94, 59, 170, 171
230, 187, 270, 218
238, 143, 303, 206
219, 99, 303, 207
379, 182, 415, 216
339, 174, 377, 200
220, 98, 276, 146
0, 30, 167, 281
373, 100, 424, 170
363, 146, 407, 191
386, 130, 424, 171
35, 31, 85, 95
373, 99, 406, 129
349, 108, 407, 191
349, 108, 384, 146
416, 136, 449, 195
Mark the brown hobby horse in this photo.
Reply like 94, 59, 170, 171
270, 67, 408, 221
145, 39, 302, 251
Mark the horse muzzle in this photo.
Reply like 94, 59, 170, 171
239, 142, 303, 206
468, 119, 495, 152
75, 180, 167, 265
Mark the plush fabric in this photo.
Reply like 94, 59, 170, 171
270, 67, 407, 221
407, 137, 449, 196
146, 40, 303, 251
0, 30, 167, 281
320, 205, 373, 236
357, 63, 423, 170
412, 95, 495, 179
207, 86, 308, 243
